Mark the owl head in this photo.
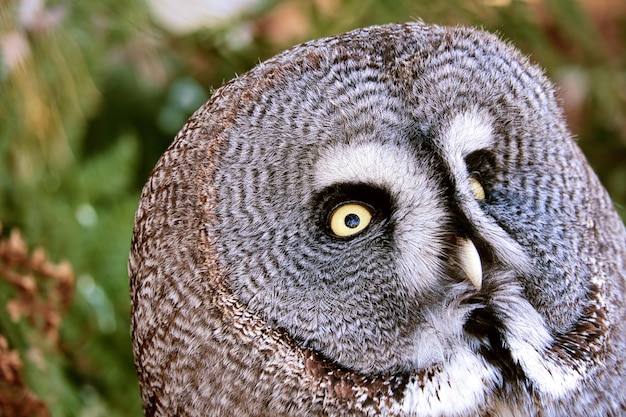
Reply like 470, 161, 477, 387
130, 23, 626, 416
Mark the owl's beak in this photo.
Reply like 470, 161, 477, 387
456, 238, 483, 290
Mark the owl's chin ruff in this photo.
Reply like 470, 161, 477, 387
211, 261, 502, 413
219, 263, 605, 413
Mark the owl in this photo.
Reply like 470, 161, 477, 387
129, 23, 626, 416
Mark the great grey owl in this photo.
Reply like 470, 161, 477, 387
129, 23, 626, 416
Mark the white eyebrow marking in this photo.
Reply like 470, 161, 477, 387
440, 109, 495, 178
314, 142, 424, 196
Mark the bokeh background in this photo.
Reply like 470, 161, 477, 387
0, 0, 625, 415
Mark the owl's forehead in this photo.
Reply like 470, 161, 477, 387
227, 24, 554, 151
239, 24, 549, 112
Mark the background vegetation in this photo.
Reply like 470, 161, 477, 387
0, 0, 624, 415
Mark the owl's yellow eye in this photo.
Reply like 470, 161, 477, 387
329, 203, 373, 237
469, 173, 485, 200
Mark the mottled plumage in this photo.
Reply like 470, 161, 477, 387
129, 23, 626, 416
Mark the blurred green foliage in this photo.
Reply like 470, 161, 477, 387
0, 0, 624, 415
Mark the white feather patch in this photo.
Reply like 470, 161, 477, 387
438, 108, 494, 205
314, 142, 427, 199
497, 296, 581, 396
397, 349, 501, 416
441, 108, 495, 158
484, 283, 582, 399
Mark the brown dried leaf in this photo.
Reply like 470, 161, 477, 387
29, 248, 47, 269
0, 225, 75, 343
7, 230, 27, 259
5, 299, 24, 323
0, 336, 50, 417
0, 223, 71, 416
